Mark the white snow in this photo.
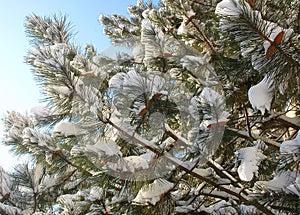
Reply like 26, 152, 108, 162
256, 171, 298, 193
124, 156, 149, 172
108, 156, 149, 173
199, 87, 220, 106
198, 87, 230, 125
52, 121, 84, 137
286, 175, 300, 196
108, 72, 126, 91
177, 10, 195, 35
193, 168, 213, 177
40, 174, 57, 190
140, 151, 156, 162
0, 166, 12, 195
0, 203, 22, 215
22, 127, 39, 143
215, 0, 242, 17
132, 178, 174, 205
32, 164, 44, 193
200, 200, 237, 214
177, 20, 187, 36
248, 76, 274, 115
88, 186, 103, 201
30, 105, 50, 119
86, 140, 122, 157
132, 43, 145, 63
141, 19, 174, 62
235, 145, 267, 181
280, 130, 300, 154
50, 85, 71, 96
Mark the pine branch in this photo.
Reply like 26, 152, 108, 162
107, 118, 275, 215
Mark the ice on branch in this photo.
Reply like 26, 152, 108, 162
133, 178, 174, 205
280, 130, 300, 154
0, 203, 22, 215
235, 142, 267, 181
109, 70, 167, 97
215, 0, 242, 17
52, 121, 85, 137
248, 76, 274, 115
39, 174, 57, 190
34, 164, 44, 185
22, 127, 51, 147
30, 105, 56, 126
57, 191, 87, 213
28, 43, 74, 70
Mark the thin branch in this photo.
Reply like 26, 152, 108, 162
226, 127, 281, 147
276, 115, 300, 130
56, 153, 93, 177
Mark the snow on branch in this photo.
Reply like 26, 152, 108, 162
141, 19, 177, 63
180, 55, 219, 87
280, 130, 300, 154
215, 0, 243, 17
256, 171, 299, 195
132, 178, 174, 205
25, 14, 72, 45
248, 76, 274, 115
215, 0, 298, 80
52, 121, 86, 137
234, 141, 267, 181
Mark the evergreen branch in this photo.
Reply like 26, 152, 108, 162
107, 118, 275, 215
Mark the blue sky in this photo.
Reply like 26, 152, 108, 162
0, 0, 159, 170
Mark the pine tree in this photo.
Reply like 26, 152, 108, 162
1, 0, 299, 214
